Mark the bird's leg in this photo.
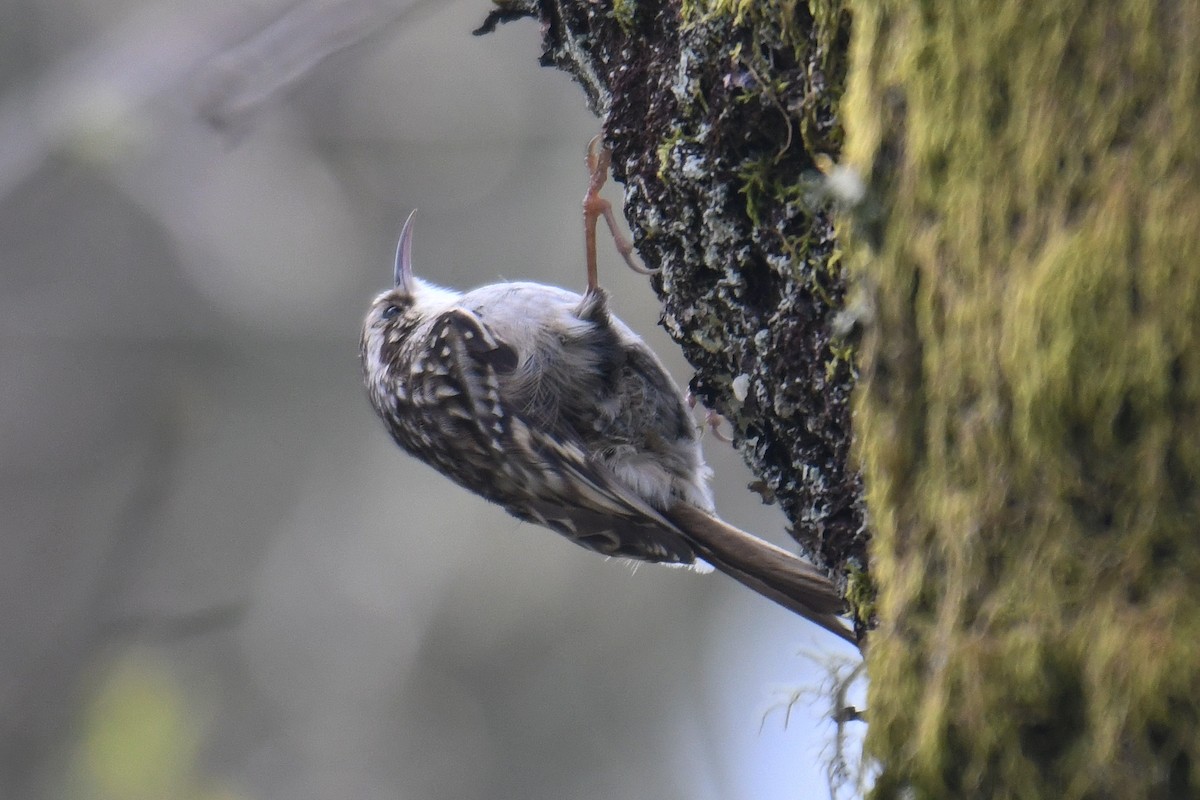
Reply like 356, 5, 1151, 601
583, 135, 658, 292
685, 391, 734, 443
705, 408, 734, 444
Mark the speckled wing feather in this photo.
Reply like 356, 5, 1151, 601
382, 308, 510, 487
391, 307, 697, 565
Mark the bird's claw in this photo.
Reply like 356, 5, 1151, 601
583, 135, 658, 291
686, 392, 734, 443
705, 409, 734, 443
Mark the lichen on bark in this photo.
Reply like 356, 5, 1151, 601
477, 0, 869, 628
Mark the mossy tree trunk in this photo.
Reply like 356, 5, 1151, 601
482, 0, 1200, 795
845, 2, 1200, 796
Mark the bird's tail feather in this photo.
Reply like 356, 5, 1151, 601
665, 503, 858, 647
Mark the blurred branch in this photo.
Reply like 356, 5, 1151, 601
0, 3, 249, 199
196, 0, 435, 133
101, 602, 248, 642
0, 0, 429, 201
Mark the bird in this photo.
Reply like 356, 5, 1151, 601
359, 206, 857, 646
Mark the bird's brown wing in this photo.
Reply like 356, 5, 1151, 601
398, 307, 856, 645
405, 307, 698, 564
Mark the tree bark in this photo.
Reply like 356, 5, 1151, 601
483, 0, 1200, 796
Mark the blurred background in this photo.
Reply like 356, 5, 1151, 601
0, 0, 863, 798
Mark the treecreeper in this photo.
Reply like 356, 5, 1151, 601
359, 142, 856, 646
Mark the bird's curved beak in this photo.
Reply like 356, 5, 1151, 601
394, 209, 417, 294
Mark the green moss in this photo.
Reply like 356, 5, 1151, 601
844, 561, 877, 625
611, 0, 636, 31
736, 155, 777, 227
826, 340, 854, 382
688, 0, 829, 62
843, 1, 1200, 796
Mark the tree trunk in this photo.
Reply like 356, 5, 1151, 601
845, 2, 1200, 796
482, 0, 1200, 796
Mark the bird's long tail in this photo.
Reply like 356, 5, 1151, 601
665, 503, 858, 647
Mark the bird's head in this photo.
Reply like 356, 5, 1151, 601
361, 211, 459, 387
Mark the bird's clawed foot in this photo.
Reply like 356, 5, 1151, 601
703, 408, 734, 443
686, 391, 734, 443
583, 134, 658, 292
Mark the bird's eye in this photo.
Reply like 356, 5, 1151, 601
381, 305, 401, 320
